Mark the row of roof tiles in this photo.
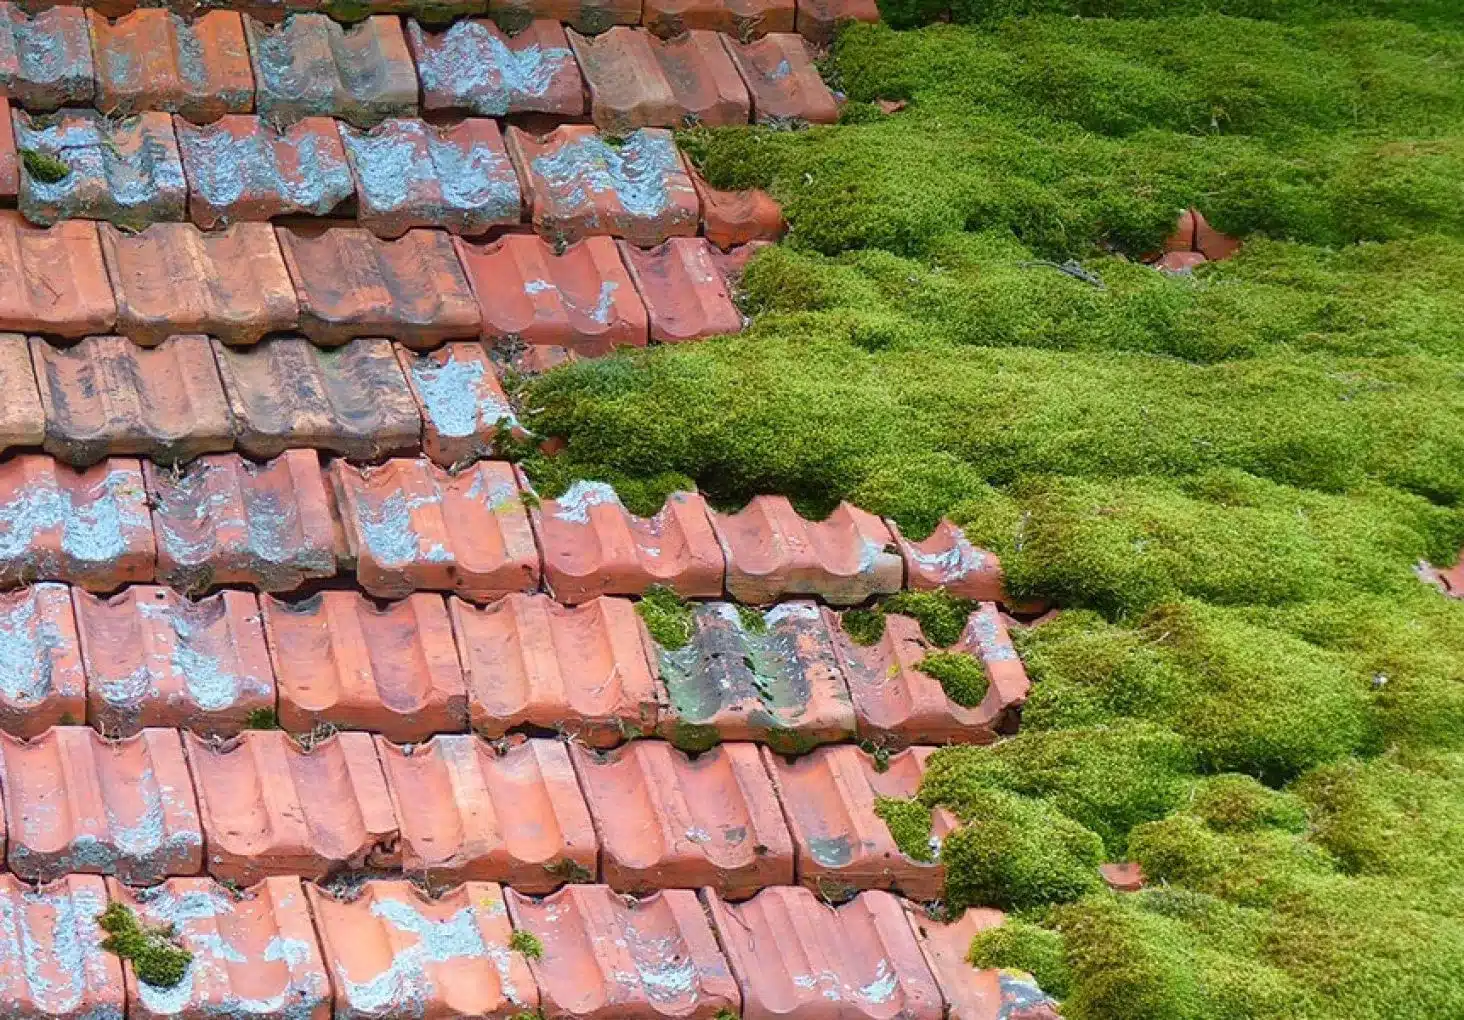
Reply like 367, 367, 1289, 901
0, 10, 844, 129
0, 876, 1055, 1020
0, 729, 965, 899
0, 580, 1026, 748
1, 111, 787, 242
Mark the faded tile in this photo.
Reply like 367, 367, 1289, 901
0, 212, 116, 339
0, 97, 14, 201
620, 237, 744, 343
691, 166, 784, 249
723, 33, 838, 125
887, 518, 1004, 602
906, 903, 1062, 1020
409, 17, 584, 118
0, 335, 44, 451
0, 874, 123, 1020
398, 341, 521, 467
88, 9, 254, 122
0, 4, 94, 110
0, 584, 86, 739
795, 0, 880, 47
489, 0, 641, 35
246, 14, 417, 128
640, 0, 794, 39
570, 26, 748, 133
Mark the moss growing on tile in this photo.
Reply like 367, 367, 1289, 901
841, 608, 886, 646
244, 708, 280, 730
636, 586, 697, 650
508, 929, 543, 958
542, 858, 593, 884
883, 590, 976, 648
968, 919, 1072, 1000
917, 651, 989, 707
21, 148, 70, 184
737, 604, 768, 634
874, 795, 935, 862
98, 902, 192, 989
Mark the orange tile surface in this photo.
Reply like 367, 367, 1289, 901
620, 237, 744, 343
410, 18, 584, 118
0, 212, 116, 339
246, 14, 417, 128
889, 518, 1005, 602
0, 335, 43, 454
31, 335, 235, 467
308, 879, 538, 1020
88, 9, 254, 122
709, 496, 903, 605
332, 458, 540, 602
0, 5, 95, 110
0, 873, 123, 1020
906, 903, 1061, 1020
724, 33, 839, 125
75, 586, 275, 738
707, 238, 772, 286
489, 0, 641, 34
377, 734, 597, 891
708, 887, 944, 1020
0, 726, 202, 882
109, 875, 332, 1020
571, 740, 793, 897
641, 0, 794, 37
507, 884, 741, 1020
531, 484, 724, 602
451, 592, 661, 747
146, 450, 339, 593
571, 26, 749, 133
185, 728, 400, 885
955, 602, 1032, 726
265, 590, 468, 742
795, 0, 880, 46
398, 341, 521, 467
0, 584, 86, 739
0, 96, 14, 201
692, 167, 785, 249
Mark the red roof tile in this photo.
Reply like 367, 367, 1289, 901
278, 224, 482, 348
450, 592, 660, 746
0, 97, 14, 202
0, 4, 95, 110
246, 14, 417, 128
214, 335, 422, 462
0, 584, 86, 739
490, 0, 641, 34
31, 334, 234, 468
409, 17, 585, 118
724, 33, 839, 125
265, 590, 468, 742
620, 237, 744, 343
88, 9, 254, 122
531, 484, 724, 601
708, 887, 943, 1020
0, 725, 202, 882
570, 26, 749, 134
706, 238, 771, 286
641, 0, 794, 37
888, 518, 1004, 602
955, 602, 1031, 722
177, 114, 354, 229
0, 873, 122, 1020
764, 744, 954, 900
378, 734, 597, 890
14, 109, 187, 227
508, 124, 700, 246
0, 336, 44, 451
456, 233, 650, 356
341, 117, 523, 238
185, 728, 400, 884
75, 586, 275, 737
656, 600, 856, 753
795, 0, 880, 46
0, 212, 116, 339
1154, 250, 1206, 273
906, 903, 1061, 1020
1193, 209, 1242, 261
100, 221, 299, 347
0, 456, 155, 591
398, 341, 522, 467
709, 496, 903, 605
571, 739, 793, 897
109, 875, 332, 1020
308, 879, 538, 1020
145, 450, 339, 593
332, 458, 540, 602
691, 167, 785, 249
508, 884, 741, 1020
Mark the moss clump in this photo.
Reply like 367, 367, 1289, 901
98, 902, 192, 989
968, 919, 1072, 1000
542, 858, 594, 884
636, 586, 697, 650
883, 589, 976, 647
917, 651, 989, 707
841, 608, 886, 645
1189, 775, 1308, 834
874, 795, 935, 862
509, 930, 543, 958
21, 148, 70, 183
244, 708, 280, 730
737, 604, 768, 634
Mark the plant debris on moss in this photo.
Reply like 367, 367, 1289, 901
98, 902, 192, 989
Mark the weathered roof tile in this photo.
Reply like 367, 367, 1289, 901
795, 0, 880, 47
620, 237, 744, 343
0, 584, 86, 739
88, 9, 254, 123
398, 341, 520, 467
490, 0, 642, 35
571, 26, 748, 133
0, 97, 14, 202
409, 17, 585, 118
641, 0, 794, 39
906, 903, 1062, 1020
724, 33, 839, 125
0, 336, 44, 452
692, 166, 785, 248
888, 517, 1003, 601
0, 212, 117, 339
0, 4, 94, 110
0, 874, 122, 1020
246, 14, 417, 128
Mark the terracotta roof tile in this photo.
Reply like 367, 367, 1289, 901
0, 584, 86, 739
957, 601, 1030, 715
641, 0, 794, 39
0, 873, 122, 1019
888, 518, 1004, 602
620, 237, 744, 343
764, 744, 954, 900
906, 903, 1061, 1020
507, 884, 740, 1020
708, 887, 943, 1020
75, 586, 275, 737
14, 109, 186, 227
0, 4, 94, 110
145, 450, 339, 593
109, 875, 332, 1020
88, 9, 254, 122
331, 458, 540, 601
571, 739, 793, 897
0, 335, 44, 451
377, 734, 597, 890
0, 97, 14, 202
691, 167, 785, 249
450, 592, 660, 747
397, 341, 520, 467
0, 212, 117, 339
409, 17, 585, 118
490, 0, 641, 35
308, 879, 538, 1019
0, 725, 202, 882
456, 233, 650, 356
706, 238, 771, 286
570, 26, 749, 133
31, 334, 234, 468
709, 496, 903, 606
0, 455, 155, 590
177, 114, 354, 229
100, 221, 299, 347
507, 341, 579, 375
264, 590, 468, 742
656, 601, 856, 753
185, 728, 400, 884
278, 224, 482, 348
531, 483, 724, 601
508, 125, 700, 246
246, 14, 417, 128
214, 335, 422, 461
724, 34, 838, 125
795, 0, 880, 46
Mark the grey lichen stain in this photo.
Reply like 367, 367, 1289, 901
250, 15, 415, 126
0, 467, 148, 581
807, 834, 853, 867
97, 13, 210, 101
409, 353, 519, 440
530, 129, 684, 219
178, 119, 353, 216
0, 880, 119, 1017
15, 111, 185, 224
0, 587, 64, 705
352, 486, 437, 567
614, 919, 699, 1006
905, 527, 991, 584
8, 8, 94, 106
409, 20, 573, 116
550, 480, 619, 525
964, 608, 1017, 662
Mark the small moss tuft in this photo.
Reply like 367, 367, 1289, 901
874, 795, 936, 862
883, 589, 976, 647
542, 858, 594, 884
968, 919, 1072, 1000
637, 586, 697, 650
918, 651, 989, 707
98, 902, 192, 989
737, 604, 768, 634
509, 929, 543, 958
21, 148, 70, 183
244, 708, 280, 730
842, 607, 887, 645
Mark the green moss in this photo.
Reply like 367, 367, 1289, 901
244, 708, 280, 730
509, 930, 543, 959
874, 795, 935, 862
841, 608, 886, 645
21, 148, 70, 183
98, 902, 192, 989
1189, 775, 1308, 834
883, 589, 976, 647
737, 604, 768, 634
917, 651, 989, 707
968, 919, 1072, 1000
636, 586, 697, 650
542, 858, 594, 884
